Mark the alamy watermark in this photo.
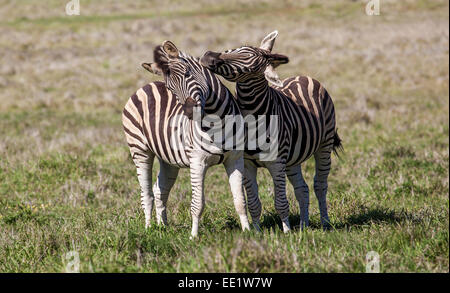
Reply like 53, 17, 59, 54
365, 0, 380, 16
170, 108, 279, 161
62, 251, 80, 273
365, 251, 380, 273
66, 0, 80, 15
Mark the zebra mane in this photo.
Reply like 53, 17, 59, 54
153, 45, 197, 74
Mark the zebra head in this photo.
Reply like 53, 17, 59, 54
200, 31, 289, 87
142, 41, 209, 119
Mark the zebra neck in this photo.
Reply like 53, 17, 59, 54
202, 74, 238, 118
182, 54, 239, 118
235, 75, 272, 115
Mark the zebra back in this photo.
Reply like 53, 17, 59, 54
122, 81, 191, 167
277, 75, 338, 166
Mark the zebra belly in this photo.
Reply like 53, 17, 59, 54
144, 118, 191, 168
285, 136, 320, 167
284, 120, 323, 167
242, 122, 322, 168
145, 123, 229, 168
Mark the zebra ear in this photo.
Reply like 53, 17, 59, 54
260, 30, 278, 52
162, 40, 180, 59
264, 64, 283, 87
142, 62, 163, 76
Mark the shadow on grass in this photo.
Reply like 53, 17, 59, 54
258, 205, 424, 231
333, 206, 424, 231
163, 205, 425, 233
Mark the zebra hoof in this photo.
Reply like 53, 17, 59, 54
321, 219, 332, 231
281, 218, 291, 233
299, 220, 309, 231
252, 221, 261, 232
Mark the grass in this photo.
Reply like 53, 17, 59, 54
0, 0, 448, 272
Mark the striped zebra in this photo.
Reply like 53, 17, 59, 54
200, 31, 342, 232
122, 40, 250, 238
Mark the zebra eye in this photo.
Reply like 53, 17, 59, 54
184, 70, 190, 77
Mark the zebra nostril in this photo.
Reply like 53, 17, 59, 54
212, 58, 223, 67
182, 97, 197, 120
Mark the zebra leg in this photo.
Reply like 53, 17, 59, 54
286, 165, 310, 230
243, 161, 262, 231
189, 158, 208, 238
267, 161, 291, 233
314, 148, 332, 229
133, 154, 155, 228
153, 159, 180, 226
223, 154, 251, 232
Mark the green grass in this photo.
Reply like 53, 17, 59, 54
0, 0, 448, 272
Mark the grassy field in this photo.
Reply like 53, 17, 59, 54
0, 0, 448, 272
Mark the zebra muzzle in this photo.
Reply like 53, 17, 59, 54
200, 51, 223, 69
182, 97, 202, 120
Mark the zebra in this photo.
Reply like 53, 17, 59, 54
122, 40, 251, 238
200, 31, 342, 232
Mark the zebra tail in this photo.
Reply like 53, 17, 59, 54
332, 128, 344, 158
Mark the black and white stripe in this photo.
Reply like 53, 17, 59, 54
200, 31, 342, 231
123, 41, 250, 237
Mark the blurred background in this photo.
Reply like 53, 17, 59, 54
0, 0, 448, 272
